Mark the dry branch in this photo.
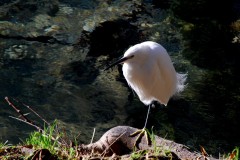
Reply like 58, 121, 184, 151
5, 97, 44, 132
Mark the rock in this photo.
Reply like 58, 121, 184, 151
4, 44, 28, 60
81, 126, 218, 159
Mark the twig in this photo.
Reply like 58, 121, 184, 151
11, 97, 50, 126
6, 97, 63, 145
9, 116, 44, 133
9, 115, 62, 145
90, 128, 96, 144
5, 97, 36, 126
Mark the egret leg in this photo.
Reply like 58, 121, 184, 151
130, 105, 152, 147
144, 104, 151, 128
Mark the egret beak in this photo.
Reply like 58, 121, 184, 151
104, 55, 133, 71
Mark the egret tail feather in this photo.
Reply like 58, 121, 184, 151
176, 73, 187, 93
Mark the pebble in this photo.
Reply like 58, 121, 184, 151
4, 45, 29, 60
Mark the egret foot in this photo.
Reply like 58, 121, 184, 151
129, 128, 151, 148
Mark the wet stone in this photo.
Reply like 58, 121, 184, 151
4, 45, 29, 60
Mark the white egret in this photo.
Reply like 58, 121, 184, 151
105, 41, 187, 146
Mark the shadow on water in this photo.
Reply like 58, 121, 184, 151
61, 60, 99, 85
61, 19, 141, 86
87, 19, 141, 58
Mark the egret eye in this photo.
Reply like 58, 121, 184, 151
129, 55, 134, 59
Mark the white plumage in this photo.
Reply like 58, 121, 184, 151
122, 41, 187, 106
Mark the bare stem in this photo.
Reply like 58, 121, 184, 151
5, 97, 35, 126
9, 116, 44, 133
11, 97, 50, 126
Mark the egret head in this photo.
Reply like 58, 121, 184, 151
123, 44, 150, 65
104, 54, 134, 70
104, 44, 150, 70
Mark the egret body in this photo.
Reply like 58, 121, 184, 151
105, 41, 187, 145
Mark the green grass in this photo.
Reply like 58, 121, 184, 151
149, 128, 173, 158
0, 120, 80, 159
224, 147, 239, 160
130, 150, 147, 159
130, 128, 173, 159
24, 120, 80, 159
0, 141, 9, 148
25, 120, 60, 154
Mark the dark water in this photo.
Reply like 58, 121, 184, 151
0, 0, 239, 156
